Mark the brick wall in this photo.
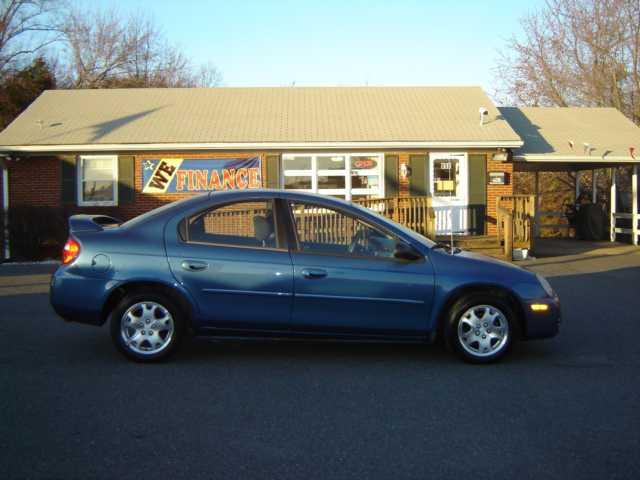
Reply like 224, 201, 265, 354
6, 152, 266, 221
486, 158, 514, 235
6, 149, 512, 236
8, 156, 61, 208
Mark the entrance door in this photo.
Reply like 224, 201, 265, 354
429, 153, 469, 235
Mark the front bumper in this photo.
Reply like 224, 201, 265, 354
523, 295, 561, 339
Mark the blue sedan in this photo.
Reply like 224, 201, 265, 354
50, 190, 560, 363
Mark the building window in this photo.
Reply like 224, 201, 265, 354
77, 155, 118, 206
432, 157, 460, 198
281, 153, 384, 200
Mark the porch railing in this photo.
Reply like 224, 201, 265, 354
496, 194, 536, 258
354, 196, 436, 238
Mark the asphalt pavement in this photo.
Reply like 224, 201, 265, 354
1, 250, 640, 480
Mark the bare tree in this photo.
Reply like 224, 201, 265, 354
58, 5, 222, 89
0, 0, 59, 77
194, 61, 224, 88
495, 0, 640, 124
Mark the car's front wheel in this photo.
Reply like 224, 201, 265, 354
110, 293, 184, 362
447, 294, 518, 363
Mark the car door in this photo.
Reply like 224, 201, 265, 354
285, 200, 435, 336
165, 197, 294, 332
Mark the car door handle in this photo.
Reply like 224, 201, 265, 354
301, 268, 327, 279
181, 260, 208, 272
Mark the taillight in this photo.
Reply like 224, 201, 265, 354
62, 237, 80, 265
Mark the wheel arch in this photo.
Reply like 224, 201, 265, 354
434, 283, 526, 342
101, 280, 196, 329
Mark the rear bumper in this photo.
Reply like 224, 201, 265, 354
49, 267, 110, 326
523, 296, 561, 339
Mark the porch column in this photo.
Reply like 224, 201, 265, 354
633, 165, 638, 246
592, 169, 597, 203
610, 167, 617, 242
534, 171, 540, 238
1, 159, 8, 260
575, 170, 582, 201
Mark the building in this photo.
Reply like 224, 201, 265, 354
0, 86, 639, 256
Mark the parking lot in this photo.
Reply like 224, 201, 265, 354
2, 248, 640, 480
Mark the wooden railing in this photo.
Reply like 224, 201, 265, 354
496, 194, 536, 259
354, 196, 436, 238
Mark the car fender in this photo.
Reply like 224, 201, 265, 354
101, 276, 200, 327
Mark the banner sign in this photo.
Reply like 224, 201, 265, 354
142, 157, 262, 194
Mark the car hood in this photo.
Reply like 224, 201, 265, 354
455, 249, 524, 270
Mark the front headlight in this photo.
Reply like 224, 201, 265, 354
536, 273, 555, 297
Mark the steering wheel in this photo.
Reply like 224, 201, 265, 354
348, 228, 368, 254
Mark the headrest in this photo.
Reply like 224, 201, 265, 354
253, 215, 273, 242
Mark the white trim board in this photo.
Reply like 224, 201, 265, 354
514, 155, 640, 163
0, 140, 524, 153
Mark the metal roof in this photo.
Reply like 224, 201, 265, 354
500, 107, 640, 163
0, 86, 522, 152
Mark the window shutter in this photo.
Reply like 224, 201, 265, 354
409, 154, 428, 196
265, 154, 281, 189
118, 155, 135, 204
384, 154, 399, 197
61, 155, 77, 204
468, 153, 487, 235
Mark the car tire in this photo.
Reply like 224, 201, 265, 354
110, 292, 185, 362
446, 294, 518, 364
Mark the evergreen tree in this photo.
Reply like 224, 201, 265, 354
0, 57, 55, 129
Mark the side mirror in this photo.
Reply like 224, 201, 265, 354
393, 242, 422, 261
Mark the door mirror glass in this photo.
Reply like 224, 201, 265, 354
393, 242, 421, 261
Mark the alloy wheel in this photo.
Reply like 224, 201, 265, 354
120, 302, 175, 355
457, 304, 509, 358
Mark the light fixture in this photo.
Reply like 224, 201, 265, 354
492, 148, 509, 162
400, 163, 412, 180
530, 303, 549, 312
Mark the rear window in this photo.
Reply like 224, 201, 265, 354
183, 199, 281, 250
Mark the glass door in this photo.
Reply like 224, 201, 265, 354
429, 153, 469, 235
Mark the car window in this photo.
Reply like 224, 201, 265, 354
288, 201, 398, 258
185, 200, 280, 249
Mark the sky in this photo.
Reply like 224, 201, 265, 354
89, 0, 544, 94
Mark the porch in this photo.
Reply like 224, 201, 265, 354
355, 189, 636, 261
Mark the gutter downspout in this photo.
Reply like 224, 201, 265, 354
1, 157, 8, 260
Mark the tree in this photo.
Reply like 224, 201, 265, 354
0, 56, 54, 128
495, 0, 640, 124
495, 0, 640, 228
57, 6, 222, 89
0, 0, 58, 78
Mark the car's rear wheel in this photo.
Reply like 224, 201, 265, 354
110, 293, 184, 362
446, 294, 518, 363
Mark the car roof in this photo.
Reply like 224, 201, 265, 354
207, 188, 354, 206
